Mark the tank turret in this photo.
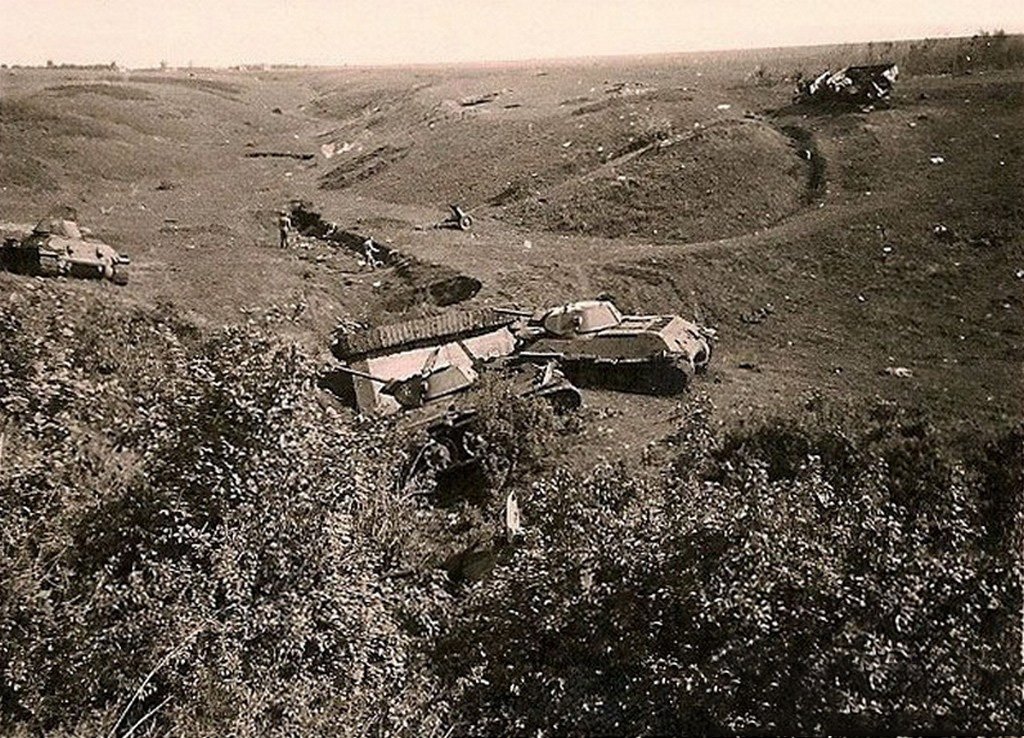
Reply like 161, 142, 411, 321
335, 359, 478, 410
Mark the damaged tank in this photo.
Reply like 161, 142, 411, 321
2, 219, 130, 284
335, 348, 479, 411
514, 299, 712, 394
336, 353, 582, 414
795, 63, 899, 106
329, 307, 583, 415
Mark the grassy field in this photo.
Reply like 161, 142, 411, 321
2, 38, 1021, 449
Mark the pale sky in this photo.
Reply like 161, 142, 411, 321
2, 0, 1022, 68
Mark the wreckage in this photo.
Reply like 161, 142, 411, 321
434, 204, 474, 231
331, 309, 520, 414
326, 300, 710, 488
398, 362, 582, 490
513, 300, 712, 394
1, 219, 130, 284
330, 308, 581, 415
795, 63, 899, 105
328, 299, 713, 412
329, 308, 582, 489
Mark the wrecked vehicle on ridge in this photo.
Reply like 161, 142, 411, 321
795, 62, 899, 105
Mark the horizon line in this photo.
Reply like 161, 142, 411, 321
3, 29, 1021, 72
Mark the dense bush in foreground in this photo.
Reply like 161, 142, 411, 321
0, 288, 448, 736
1, 284, 1021, 735
438, 403, 1022, 735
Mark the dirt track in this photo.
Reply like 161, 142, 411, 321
1, 50, 1021, 453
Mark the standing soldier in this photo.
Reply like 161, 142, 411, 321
277, 211, 292, 249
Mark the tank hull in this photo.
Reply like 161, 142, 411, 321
557, 356, 694, 395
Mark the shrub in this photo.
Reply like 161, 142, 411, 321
435, 406, 1023, 735
0, 287, 449, 736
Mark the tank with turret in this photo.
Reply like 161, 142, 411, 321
511, 299, 712, 394
2, 219, 130, 284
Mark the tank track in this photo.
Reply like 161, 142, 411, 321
559, 357, 694, 395
332, 308, 515, 361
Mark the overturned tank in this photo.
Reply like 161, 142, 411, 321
515, 299, 712, 394
330, 309, 519, 414
1, 219, 130, 284
329, 308, 582, 415
795, 63, 899, 105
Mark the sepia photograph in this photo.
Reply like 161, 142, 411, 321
1, 0, 1022, 735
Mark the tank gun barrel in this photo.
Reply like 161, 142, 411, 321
334, 364, 390, 384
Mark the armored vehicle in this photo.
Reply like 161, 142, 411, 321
336, 347, 479, 411
795, 63, 899, 105
338, 353, 581, 414
516, 299, 711, 394
5, 219, 130, 284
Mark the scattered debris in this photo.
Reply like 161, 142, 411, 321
434, 204, 474, 231
933, 223, 955, 242
740, 303, 775, 324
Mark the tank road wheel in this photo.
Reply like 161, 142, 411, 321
458, 214, 473, 231
402, 438, 453, 490
693, 341, 712, 374
37, 254, 61, 277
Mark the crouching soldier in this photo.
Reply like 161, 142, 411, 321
363, 237, 383, 269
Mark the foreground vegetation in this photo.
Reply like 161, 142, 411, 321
1, 283, 1020, 736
